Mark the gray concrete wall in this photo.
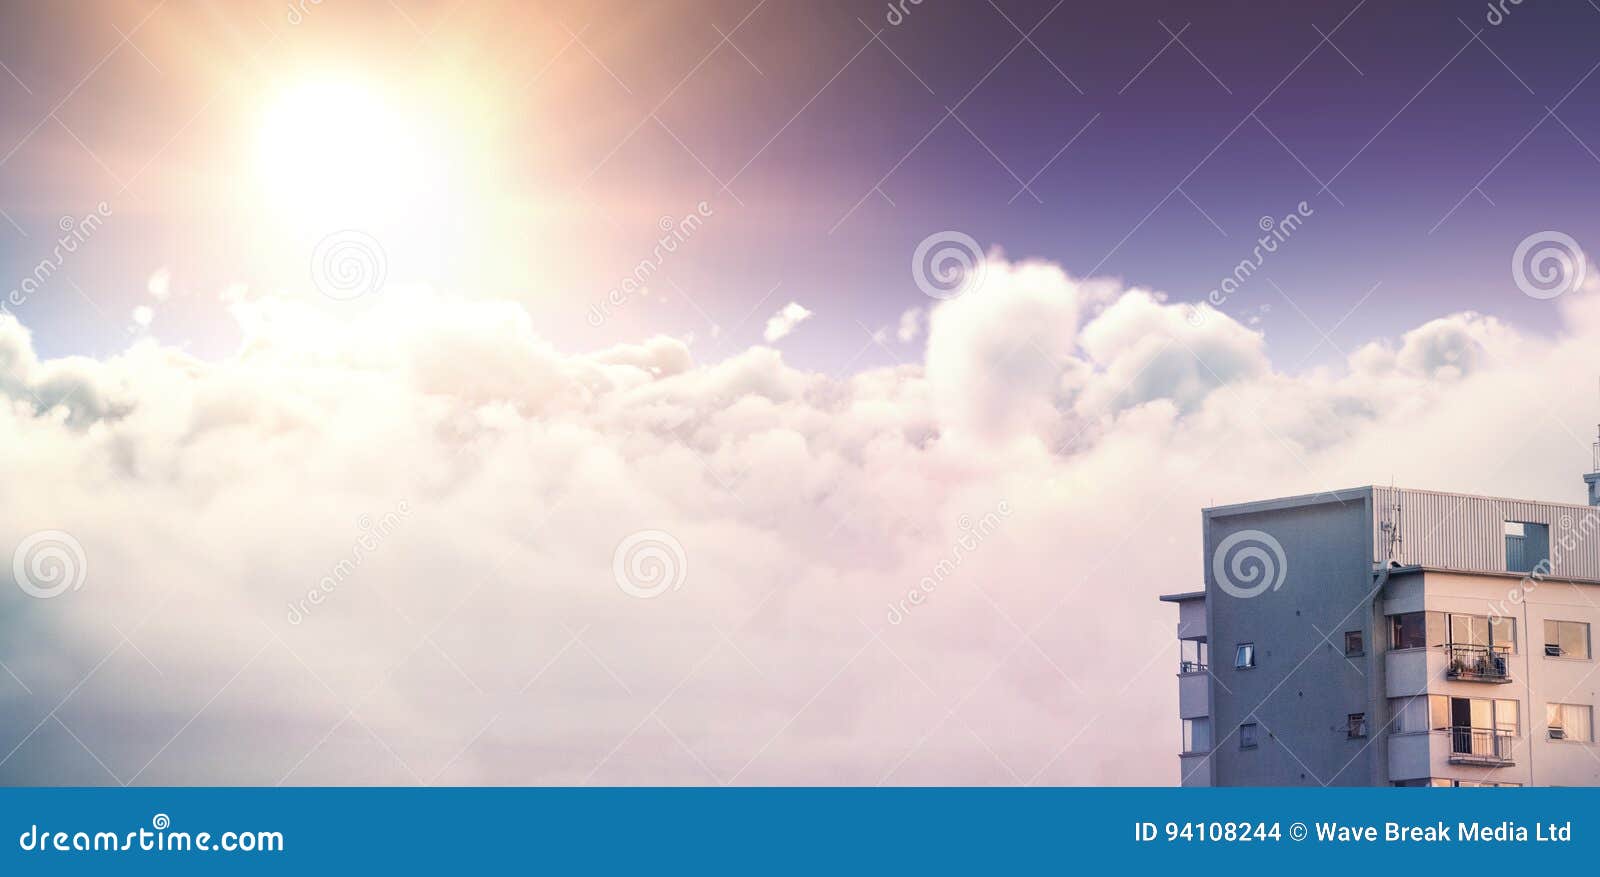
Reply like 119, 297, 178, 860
1205, 491, 1379, 786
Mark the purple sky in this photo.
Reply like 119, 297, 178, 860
2, 0, 1598, 366
4, 1, 1600, 788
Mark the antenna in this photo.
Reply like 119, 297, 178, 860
1379, 482, 1404, 565
1587, 380, 1600, 507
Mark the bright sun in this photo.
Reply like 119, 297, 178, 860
256, 78, 454, 229
250, 72, 510, 294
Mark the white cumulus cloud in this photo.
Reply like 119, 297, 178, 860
0, 256, 1597, 786
762, 301, 813, 343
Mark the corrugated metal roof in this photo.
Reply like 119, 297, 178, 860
1373, 486, 1600, 580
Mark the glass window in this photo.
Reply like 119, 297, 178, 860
1347, 713, 1366, 738
1548, 703, 1594, 742
1493, 699, 1518, 734
1391, 612, 1426, 649
1344, 630, 1364, 656
1434, 695, 1519, 734
1234, 643, 1255, 669
1488, 616, 1516, 653
1182, 717, 1211, 752
1545, 620, 1591, 659
1470, 698, 1492, 730
1396, 697, 1430, 734
1180, 639, 1209, 673
1429, 694, 1449, 731
1451, 614, 1488, 648
1240, 722, 1258, 750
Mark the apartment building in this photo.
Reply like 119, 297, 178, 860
1160, 462, 1600, 786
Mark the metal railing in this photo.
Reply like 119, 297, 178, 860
1448, 727, 1515, 764
1179, 660, 1208, 674
1446, 643, 1512, 682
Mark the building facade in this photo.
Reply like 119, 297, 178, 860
1162, 480, 1600, 787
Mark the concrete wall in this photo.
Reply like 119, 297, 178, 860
1177, 599, 1206, 640
1178, 672, 1209, 720
1205, 493, 1379, 786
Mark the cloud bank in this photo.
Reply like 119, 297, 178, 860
1, 254, 1598, 786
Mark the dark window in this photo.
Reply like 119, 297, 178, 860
1505, 521, 1551, 574
1240, 722, 1258, 750
1348, 713, 1367, 738
1234, 643, 1255, 670
1390, 612, 1428, 649
1344, 630, 1364, 656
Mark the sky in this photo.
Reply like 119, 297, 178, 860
2, 0, 1600, 786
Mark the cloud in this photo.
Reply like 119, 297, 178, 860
147, 268, 171, 301
896, 307, 922, 344
1, 257, 1598, 786
762, 301, 813, 343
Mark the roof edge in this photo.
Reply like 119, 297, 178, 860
1205, 487, 1373, 517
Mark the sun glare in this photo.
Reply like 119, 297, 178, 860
257, 79, 446, 226
250, 73, 510, 294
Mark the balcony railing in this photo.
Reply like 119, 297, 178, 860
1447, 727, 1515, 765
1446, 644, 1512, 683
1179, 660, 1208, 674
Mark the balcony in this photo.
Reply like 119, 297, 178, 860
1447, 727, 1515, 766
1445, 644, 1512, 683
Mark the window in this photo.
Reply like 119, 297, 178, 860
1179, 639, 1209, 674
1347, 713, 1367, 739
1390, 611, 1443, 649
1547, 703, 1594, 742
1446, 612, 1516, 653
1344, 630, 1364, 656
1494, 699, 1518, 736
1397, 696, 1432, 734
1505, 521, 1550, 573
1431, 695, 1518, 762
1234, 643, 1255, 670
1429, 695, 1519, 734
1545, 620, 1591, 659
1488, 616, 1517, 653
1240, 722, 1258, 750
1182, 718, 1211, 753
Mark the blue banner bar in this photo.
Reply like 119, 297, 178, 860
1, 787, 1596, 873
